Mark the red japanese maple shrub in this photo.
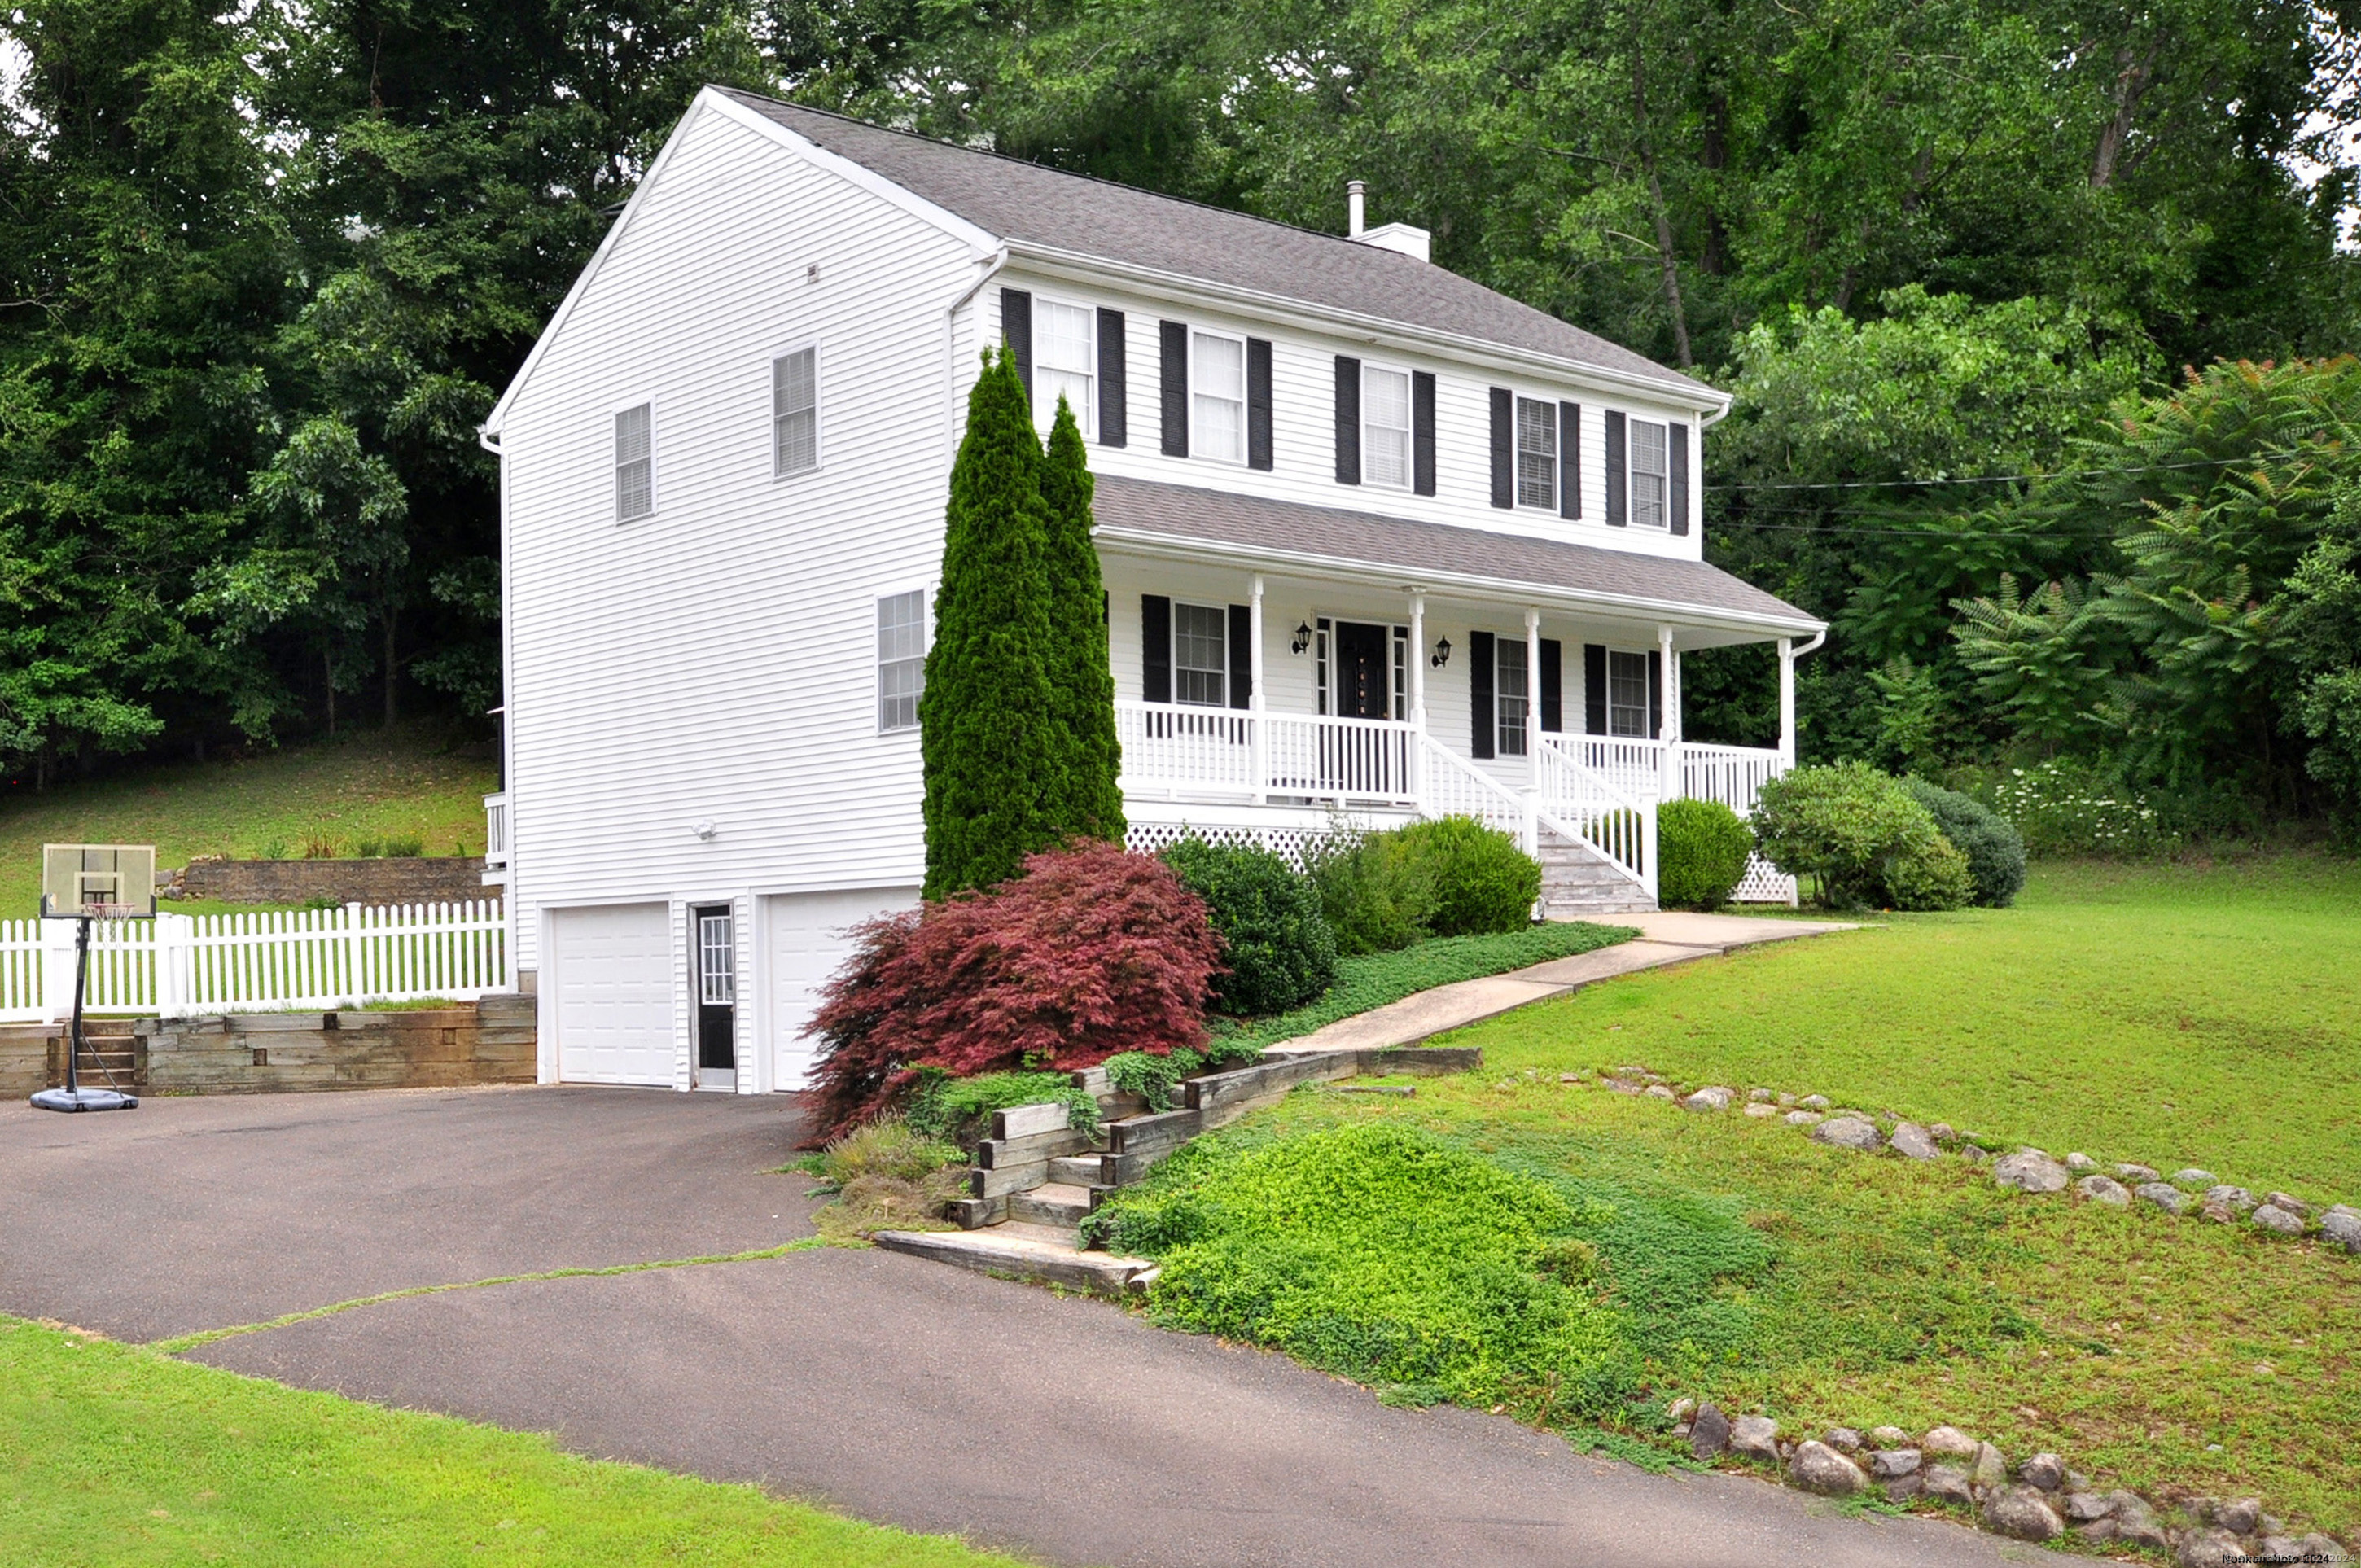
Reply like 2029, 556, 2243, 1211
806, 841, 1225, 1138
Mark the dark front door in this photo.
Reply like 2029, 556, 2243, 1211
693, 904, 735, 1086
1334, 621, 1390, 719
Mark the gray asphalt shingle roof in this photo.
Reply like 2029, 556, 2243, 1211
719, 89, 1711, 396
1089, 475, 1817, 628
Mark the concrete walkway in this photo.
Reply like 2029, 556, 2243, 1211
1268, 911, 1855, 1058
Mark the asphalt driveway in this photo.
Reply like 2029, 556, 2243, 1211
0, 1086, 2086, 1567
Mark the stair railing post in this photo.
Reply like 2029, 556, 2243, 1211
154, 911, 189, 1020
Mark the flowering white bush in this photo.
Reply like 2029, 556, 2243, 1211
1985, 761, 2175, 856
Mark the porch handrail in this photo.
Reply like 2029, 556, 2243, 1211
1677, 742, 1784, 817
1414, 734, 1530, 844
1534, 736, 1657, 900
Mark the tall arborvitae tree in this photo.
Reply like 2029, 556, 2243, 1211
921, 349, 1060, 898
1039, 397, 1126, 842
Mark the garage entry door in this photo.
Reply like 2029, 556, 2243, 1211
769, 888, 917, 1091
550, 902, 675, 1086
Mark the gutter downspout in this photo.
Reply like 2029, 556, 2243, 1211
945, 246, 1013, 467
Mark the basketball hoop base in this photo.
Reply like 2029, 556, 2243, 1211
30, 1086, 138, 1113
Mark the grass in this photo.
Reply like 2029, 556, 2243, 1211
0, 1315, 1030, 1567
0, 725, 496, 918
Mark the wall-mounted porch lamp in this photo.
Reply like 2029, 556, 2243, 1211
1430, 636, 1452, 669
1291, 620, 1313, 655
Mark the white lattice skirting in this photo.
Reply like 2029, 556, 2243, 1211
1730, 852, 1799, 906
1125, 821, 1343, 869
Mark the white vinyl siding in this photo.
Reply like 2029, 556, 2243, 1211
876, 590, 926, 732
1191, 331, 1246, 465
1609, 649, 1650, 737
1515, 396, 1555, 510
1630, 418, 1668, 528
615, 403, 653, 521
1363, 365, 1411, 488
773, 347, 818, 476
1035, 300, 1094, 433
1174, 601, 1228, 707
1496, 637, 1528, 756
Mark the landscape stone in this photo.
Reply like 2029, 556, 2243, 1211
2075, 1174, 2132, 1206
1776, 1093, 1797, 1107
1787, 1441, 1868, 1496
1889, 1122, 1940, 1160
1823, 1426, 1863, 1453
1884, 1474, 1925, 1504
1811, 1115, 1883, 1152
1921, 1426, 1980, 1460
1667, 1397, 1695, 1422
2174, 1527, 2247, 1568
1729, 1414, 1781, 1461
1800, 1094, 1831, 1110
2136, 1182, 2189, 1214
1743, 1102, 1781, 1118
1749, 1087, 1775, 1102
2322, 1211, 2361, 1253
1645, 1084, 1676, 1100
1683, 1085, 1736, 1112
2266, 1191, 2311, 1215
1689, 1404, 1732, 1460
2017, 1452, 2065, 1491
1970, 1441, 2008, 1491
1921, 1464, 1974, 1504
2078, 1518, 2121, 1542
2198, 1201, 2237, 1224
2328, 1203, 2359, 1221
1869, 1448, 1922, 1479
2118, 1163, 2160, 1181
2213, 1498, 2262, 1535
1868, 1426, 1911, 1447
2203, 1185, 2258, 1212
1927, 1122, 1957, 1143
1785, 1110, 1824, 1127
2253, 1203, 2306, 1236
2062, 1491, 2117, 1523
1992, 1150, 2070, 1194
2111, 1495, 2170, 1550
1960, 1145, 1989, 1161
2257, 1539, 2305, 1566
2296, 1533, 2351, 1564
2170, 1167, 2216, 1187
2066, 1470, 2090, 1491
2065, 1151, 2097, 1172
1558, 1072, 1586, 1083
1981, 1486, 2064, 1542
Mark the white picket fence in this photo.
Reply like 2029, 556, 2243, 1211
0, 901, 508, 1022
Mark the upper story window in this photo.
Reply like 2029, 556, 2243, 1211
1496, 637, 1529, 756
773, 348, 818, 477
1191, 331, 1246, 465
1035, 300, 1094, 434
1629, 418, 1668, 527
877, 590, 926, 732
615, 403, 654, 522
1607, 649, 1650, 737
1174, 601, 1229, 706
1515, 396, 1557, 510
1363, 366, 1412, 488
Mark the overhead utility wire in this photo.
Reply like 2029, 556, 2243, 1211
1701, 444, 2333, 493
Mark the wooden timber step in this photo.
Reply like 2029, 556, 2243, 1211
1047, 1154, 1104, 1186
871, 1224, 1158, 1299
1006, 1180, 1095, 1229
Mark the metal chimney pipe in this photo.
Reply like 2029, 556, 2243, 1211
1347, 179, 1366, 237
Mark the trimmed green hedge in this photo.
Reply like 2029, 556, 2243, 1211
1655, 798, 1754, 910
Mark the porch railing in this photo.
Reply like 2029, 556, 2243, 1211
484, 791, 511, 869
1535, 738, 1657, 899
1115, 701, 1417, 806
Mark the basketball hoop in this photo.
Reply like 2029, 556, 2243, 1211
31, 843, 154, 1113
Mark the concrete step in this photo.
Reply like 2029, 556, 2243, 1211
1007, 1181, 1095, 1229
871, 1225, 1158, 1299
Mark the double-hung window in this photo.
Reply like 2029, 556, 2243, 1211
615, 403, 654, 522
1191, 331, 1246, 464
1607, 650, 1651, 738
1496, 638, 1530, 756
1515, 396, 1557, 510
1630, 418, 1668, 527
1363, 366, 1413, 488
1173, 602, 1228, 707
1035, 301, 1094, 433
773, 348, 818, 477
876, 590, 926, 733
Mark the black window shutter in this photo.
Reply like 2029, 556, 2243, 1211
1413, 371, 1437, 495
1142, 595, 1172, 703
1333, 357, 1361, 484
1669, 422, 1690, 535
1487, 388, 1513, 509
1097, 308, 1127, 447
1247, 339, 1274, 471
1001, 288, 1032, 393
1159, 321, 1189, 457
1469, 631, 1496, 759
1647, 650, 1664, 738
1583, 644, 1608, 734
1228, 604, 1252, 709
1558, 403, 1582, 520
1604, 410, 1627, 526
1540, 639, 1563, 732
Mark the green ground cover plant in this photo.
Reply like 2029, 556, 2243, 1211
0, 1316, 1027, 1566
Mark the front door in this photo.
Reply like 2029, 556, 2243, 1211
1334, 621, 1391, 719
1325, 622, 1400, 796
693, 904, 735, 1092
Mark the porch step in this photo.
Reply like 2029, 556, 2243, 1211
1536, 828, 1656, 915
1007, 1181, 1097, 1229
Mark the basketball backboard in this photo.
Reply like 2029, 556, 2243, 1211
41, 844, 157, 919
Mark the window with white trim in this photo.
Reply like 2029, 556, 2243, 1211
1608, 649, 1651, 738
877, 590, 926, 732
698, 913, 735, 1004
773, 348, 817, 476
1630, 418, 1668, 527
1515, 396, 1556, 510
1363, 365, 1412, 488
1191, 331, 1246, 464
615, 403, 653, 521
1174, 602, 1228, 706
1496, 637, 1529, 756
1035, 300, 1094, 434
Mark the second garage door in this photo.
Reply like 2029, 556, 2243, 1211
769, 888, 917, 1090
551, 902, 675, 1086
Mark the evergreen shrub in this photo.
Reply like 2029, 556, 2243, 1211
1303, 828, 1437, 954
1392, 817, 1540, 935
1654, 799, 1755, 910
1038, 399, 1124, 843
1900, 777, 2026, 906
1160, 837, 1337, 1015
1751, 761, 1969, 911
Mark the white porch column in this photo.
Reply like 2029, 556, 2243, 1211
1777, 636, 1797, 769
1658, 623, 1681, 802
1408, 591, 1428, 812
1249, 573, 1267, 804
1523, 607, 1544, 852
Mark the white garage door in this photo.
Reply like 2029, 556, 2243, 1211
769, 888, 917, 1091
551, 902, 675, 1086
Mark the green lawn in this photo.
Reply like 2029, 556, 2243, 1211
0, 726, 497, 918
0, 1316, 1028, 1567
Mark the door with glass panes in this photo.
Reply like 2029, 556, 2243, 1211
692, 904, 735, 1091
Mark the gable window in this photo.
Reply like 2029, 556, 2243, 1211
1173, 602, 1229, 706
1515, 396, 1557, 510
1630, 418, 1668, 527
877, 590, 926, 732
1496, 637, 1529, 756
615, 403, 653, 521
1363, 366, 1412, 488
1191, 331, 1246, 464
1607, 650, 1650, 737
773, 348, 818, 477
1035, 300, 1094, 433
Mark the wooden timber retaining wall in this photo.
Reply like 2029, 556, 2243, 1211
166, 856, 491, 906
0, 994, 534, 1097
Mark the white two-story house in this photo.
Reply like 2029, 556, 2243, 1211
478, 86, 1824, 1097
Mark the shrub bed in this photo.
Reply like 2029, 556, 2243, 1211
1160, 838, 1336, 1014
1752, 761, 1971, 911
1655, 799, 1754, 911
1902, 777, 2026, 907
1393, 817, 1542, 936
